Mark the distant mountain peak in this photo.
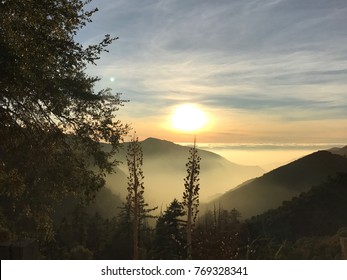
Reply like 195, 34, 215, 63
142, 137, 171, 143
328, 145, 347, 157
109, 137, 264, 207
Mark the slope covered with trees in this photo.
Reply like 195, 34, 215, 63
245, 172, 347, 259
206, 151, 347, 218
248, 172, 347, 240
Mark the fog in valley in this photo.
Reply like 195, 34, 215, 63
104, 138, 264, 210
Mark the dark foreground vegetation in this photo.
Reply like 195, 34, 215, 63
39, 171, 347, 260
1, 0, 347, 260
0, 0, 128, 255
3, 170, 346, 260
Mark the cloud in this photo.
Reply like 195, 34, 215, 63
78, 0, 347, 142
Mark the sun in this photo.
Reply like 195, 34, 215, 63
171, 104, 207, 132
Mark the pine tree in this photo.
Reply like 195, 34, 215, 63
154, 199, 186, 259
182, 138, 201, 259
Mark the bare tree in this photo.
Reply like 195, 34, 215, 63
182, 138, 201, 259
125, 135, 156, 259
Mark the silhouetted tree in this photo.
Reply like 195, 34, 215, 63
182, 138, 201, 259
154, 199, 186, 259
0, 0, 129, 241
193, 207, 246, 259
125, 136, 156, 259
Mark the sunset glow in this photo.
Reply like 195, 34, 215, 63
80, 0, 347, 145
171, 104, 207, 132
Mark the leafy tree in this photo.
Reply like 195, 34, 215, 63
124, 136, 156, 259
182, 139, 201, 259
0, 0, 128, 242
154, 199, 186, 259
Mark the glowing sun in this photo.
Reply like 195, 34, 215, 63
171, 104, 207, 132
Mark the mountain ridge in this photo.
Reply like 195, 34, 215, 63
204, 150, 347, 218
329, 145, 347, 157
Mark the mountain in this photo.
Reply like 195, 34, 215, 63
248, 172, 347, 241
244, 172, 347, 259
329, 145, 347, 157
104, 137, 264, 209
204, 150, 347, 218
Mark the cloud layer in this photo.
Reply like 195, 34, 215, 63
78, 0, 347, 143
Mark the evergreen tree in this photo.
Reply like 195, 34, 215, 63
154, 199, 186, 259
182, 138, 201, 259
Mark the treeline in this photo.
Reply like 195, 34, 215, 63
245, 172, 347, 259
42, 171, 347, 259
41, 200, 247, 260
33, 135, 242, 260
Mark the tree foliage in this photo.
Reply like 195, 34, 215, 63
0, 0, 129, 241
154, 199, 186, 259
248, 172, 347, 242
193, 207, 246, 260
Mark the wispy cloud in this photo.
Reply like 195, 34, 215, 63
78, 0, 347, 143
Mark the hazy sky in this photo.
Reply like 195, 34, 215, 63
78, 0, 347, 143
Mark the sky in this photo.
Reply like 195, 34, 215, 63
77, 0, 347, 144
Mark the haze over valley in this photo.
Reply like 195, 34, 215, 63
104, 138, 264, 209
103, 137, 347, 220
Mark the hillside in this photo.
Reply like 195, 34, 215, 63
205, 150, 347, 218
329, 145, 347, 157
53, 187, 123, 224
248, 172, 347, 240
104, 137, 264, 208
